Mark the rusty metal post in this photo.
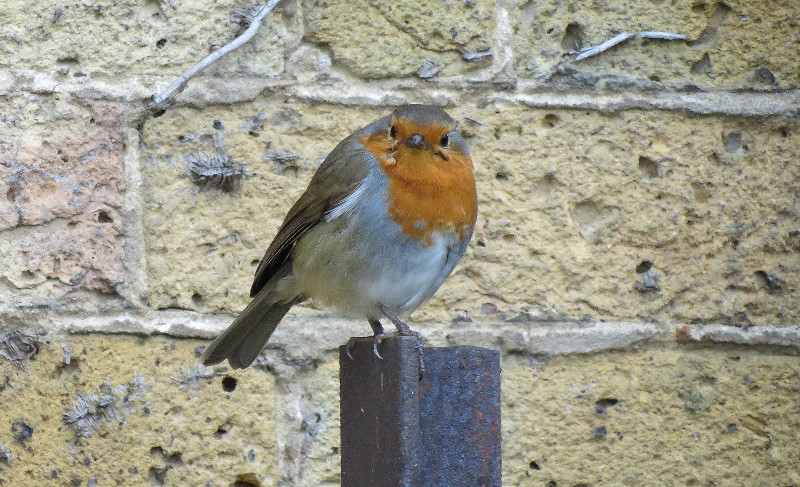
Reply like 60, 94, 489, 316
340, 335, 501, 487
340, 335, 421, 487
418, 346, 501, 486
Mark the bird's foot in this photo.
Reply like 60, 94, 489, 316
344, 332, 394, 360
345, 336, 359, 360
405, 330, 426, 375
371, 331, 425, 373
346, 316, 389, 360
393, 328, 425, 356
379, 304, 413, 334
346, 331, 424, 362
371, 332, 389, 359
378, 304, 426, 373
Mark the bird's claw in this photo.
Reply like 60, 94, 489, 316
397, 329, 424, 343
345, 331, 425, 372
412, 333, 426, 375
345, 334, 388, 360
372, 333, 387, 360
345, 336, 358, 360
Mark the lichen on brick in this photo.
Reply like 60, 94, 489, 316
0, 331, 40, 370
62, 377, 148, 438
170, 362, 225, 393
186, 149, 250, 193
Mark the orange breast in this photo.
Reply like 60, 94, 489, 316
360, 131, 477, 245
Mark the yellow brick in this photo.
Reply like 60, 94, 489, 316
0, 334, 278, 486
0, 0, 290, 78
502, 349, 800, 485
302, 0, 494, 78
510, 0, 799, 89
141, 100, 799, 325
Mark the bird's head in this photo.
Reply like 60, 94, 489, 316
360, 105, 473, 186
358, 105, 477, 242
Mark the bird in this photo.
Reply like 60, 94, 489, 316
202, 104, 478, 369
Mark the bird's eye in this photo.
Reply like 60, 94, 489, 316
440, 134, 449, 147
389, 125, 398, 138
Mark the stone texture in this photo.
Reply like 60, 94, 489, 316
510, 0, 800, 90
5, 334, 795, 486
140, 102, 388, 312
461, 105, 799, 326
141, 99, 799, 325
0, 0, 295, 80
0, 94, 128, 309
302, 0, 495, 79
0, 333, 278, 487
1, 0, 799, 485
274, 357, 342, 486
502, 349, 800, 486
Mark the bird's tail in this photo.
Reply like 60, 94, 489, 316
202, 289, 294, 369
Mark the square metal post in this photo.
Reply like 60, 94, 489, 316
340, 335, 501, 487
419, 346, 501, 486
340, 336, 422, 487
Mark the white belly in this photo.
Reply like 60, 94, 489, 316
291, 218, 453, 320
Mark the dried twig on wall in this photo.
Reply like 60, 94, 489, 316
148, 0, 284, 110
574, 31, 687, 61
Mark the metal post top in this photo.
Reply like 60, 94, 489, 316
340, 334, 502, 487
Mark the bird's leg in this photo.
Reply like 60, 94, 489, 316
379, 304, 416, 335
345, 318, 387, 360
369, 317, 385, 335
379, 304, 425, 373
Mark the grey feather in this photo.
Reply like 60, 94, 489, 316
249, 118, 387, 297
202, 298, 292, 369
203, 266, 296, 369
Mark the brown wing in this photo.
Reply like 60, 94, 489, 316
249, 130, 376, 297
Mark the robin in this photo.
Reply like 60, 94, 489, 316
202, 105, 478, 369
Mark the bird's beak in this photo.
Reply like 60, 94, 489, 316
405, 134, 427, 150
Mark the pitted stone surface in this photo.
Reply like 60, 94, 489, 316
510, 0, 800, 90
0, 0, 294, 79
0, 95, 127, 309
502, 349, 800, 486
0, 333, 278, 487
1, 0, 798, 485
140, 101, 799, 325
302, 0, 495, 79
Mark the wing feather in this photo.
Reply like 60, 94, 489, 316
249, 127, 382, 297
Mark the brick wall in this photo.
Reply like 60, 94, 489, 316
1, 0, 798, 485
